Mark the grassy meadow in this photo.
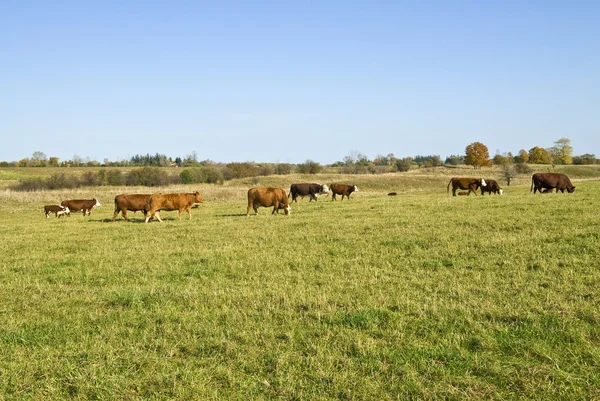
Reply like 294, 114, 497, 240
1, 167, 599, 400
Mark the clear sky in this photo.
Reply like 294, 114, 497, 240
2, 1, 599, 164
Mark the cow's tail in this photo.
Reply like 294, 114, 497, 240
530, 175, 534, 192
447, 179, 452, 193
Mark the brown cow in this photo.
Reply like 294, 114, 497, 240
144, 192, 204, 223
61, 199, 101, 216
113, 194, 158, 221
247, 187, 290, 216
531, 173, 575, 194
329, 184, 358, 200
447, 177, 487, 196
481, 179, 503, 195
44, 205, 70, 218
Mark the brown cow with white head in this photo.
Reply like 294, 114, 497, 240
447, 177, 487, 196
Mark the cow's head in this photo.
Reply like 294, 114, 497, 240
193, 191, 204, 202
94, 199, 101, 207
567, 187, 576, 193
353, 185, 359, 192
498, 189, 503, 195
278, 202, 291, 215
320, 184, 329, 194
480, 179, 487, 187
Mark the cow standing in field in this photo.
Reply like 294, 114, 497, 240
329, 184, 358, 201
447, 177, 487, 196
113, 194, 157, 221
288, 183, 329, 202
61, 199, 101, 216
481, 179, 503, 195
144, 192, 204, 223
531, 173, 575, 194
247, 187, 290, 216
44, 205, 70, 218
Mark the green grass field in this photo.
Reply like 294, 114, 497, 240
1, 169, 599, 400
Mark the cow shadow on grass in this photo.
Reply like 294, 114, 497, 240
218, 213, 248, 217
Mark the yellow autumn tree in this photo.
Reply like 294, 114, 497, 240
464, 142, 491, 169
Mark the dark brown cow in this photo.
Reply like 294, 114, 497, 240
289, 183, 329, 202
44, 205, 70, 218
481, 179, 503, 195
144, 192, 204, 223
329, 184, 358, 201
247, 187, 290, 216
531, 173, 575, 194
113, 194, 157, 221
61, 199, 101, 216
447, 177, 487, 196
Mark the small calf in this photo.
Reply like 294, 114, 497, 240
44, 205, 70, 218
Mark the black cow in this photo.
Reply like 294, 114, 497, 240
288, 183, 329, 202
481, 179, 503, 195
531, 173, 575, 194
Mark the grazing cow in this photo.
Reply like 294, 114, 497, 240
329, 184, 358, 201
288, 183, 329, 202
61, 199, 101, 216
531, 173, 575, 194
247, 187, 290, 216
447, 177, 487, 196
481, 179, 504, 195
44, 205, 70, 218
144, 192, 204, 223
113, 194, 157, 222
458, 191, 469, 196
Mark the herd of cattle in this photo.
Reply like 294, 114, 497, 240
42, 173, 575, 221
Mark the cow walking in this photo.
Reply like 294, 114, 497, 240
113, 194, 154, 221
144, 192, 204, 223
481, 179, 503, 195
61, 199, 101, 216
44, 205, 70, 218
288, 183, 329, 202
247, 187, 290, 216
329, 184, 358, 201
447, 177, 486, 196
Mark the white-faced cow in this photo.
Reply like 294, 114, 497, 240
247, 187, 290, 216
447, 177, 487, 196
144, 192, 204, 223
44, 205, 70, 218
113, 194, 157, 222
481, 179, 503, 195
288, 183, 329, 202
61, 199, 101, 216
329, 184, 358, 201
531, 173, 575, 194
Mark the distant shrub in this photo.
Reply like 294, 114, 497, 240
180, 167, 224, 184
223, 163, 257, 180
106, 170, 124, 186
46, 173, 79, 189
395, 157, 413, 172
515, 163, 533, 174
297, 160, 323, 174
257, 165, 274, 176
274, 163, 293, 175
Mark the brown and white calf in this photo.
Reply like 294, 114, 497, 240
44, 205, 70, 218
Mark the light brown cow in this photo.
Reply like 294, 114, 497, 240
247, 187, 290, 216
144, 192, 204, 223
113, 194, 157, 222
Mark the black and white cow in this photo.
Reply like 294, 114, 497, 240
288, 183, 329, 202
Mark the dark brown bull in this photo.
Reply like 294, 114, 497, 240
247, 187, 290, 216
144, 192, 204, 223
481, 179, 503, 195
531, 173, 575, 194
113, 194, 155, 221
61, 198, 101, 216
447, 177, 487, 196
329, 184, 358, 200
44, 205, 70, 218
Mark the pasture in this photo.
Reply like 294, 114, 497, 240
1, 170, 599, 400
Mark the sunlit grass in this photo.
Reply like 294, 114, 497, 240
0, 176, 599, 399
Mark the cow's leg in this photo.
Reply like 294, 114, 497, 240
122, 209, 128, 221
186, 207, 192, 220
470, 185, 478, 196
452, 186, 457, 196
46, 212, 50, 219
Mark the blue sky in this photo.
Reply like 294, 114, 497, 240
2, 1, 598, 164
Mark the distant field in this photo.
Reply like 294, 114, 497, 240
1, 172, 599, 400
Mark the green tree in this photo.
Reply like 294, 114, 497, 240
551, 138, 573, 165
464, 142, 491, 169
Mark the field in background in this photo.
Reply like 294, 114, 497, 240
1, 171, 599, 400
